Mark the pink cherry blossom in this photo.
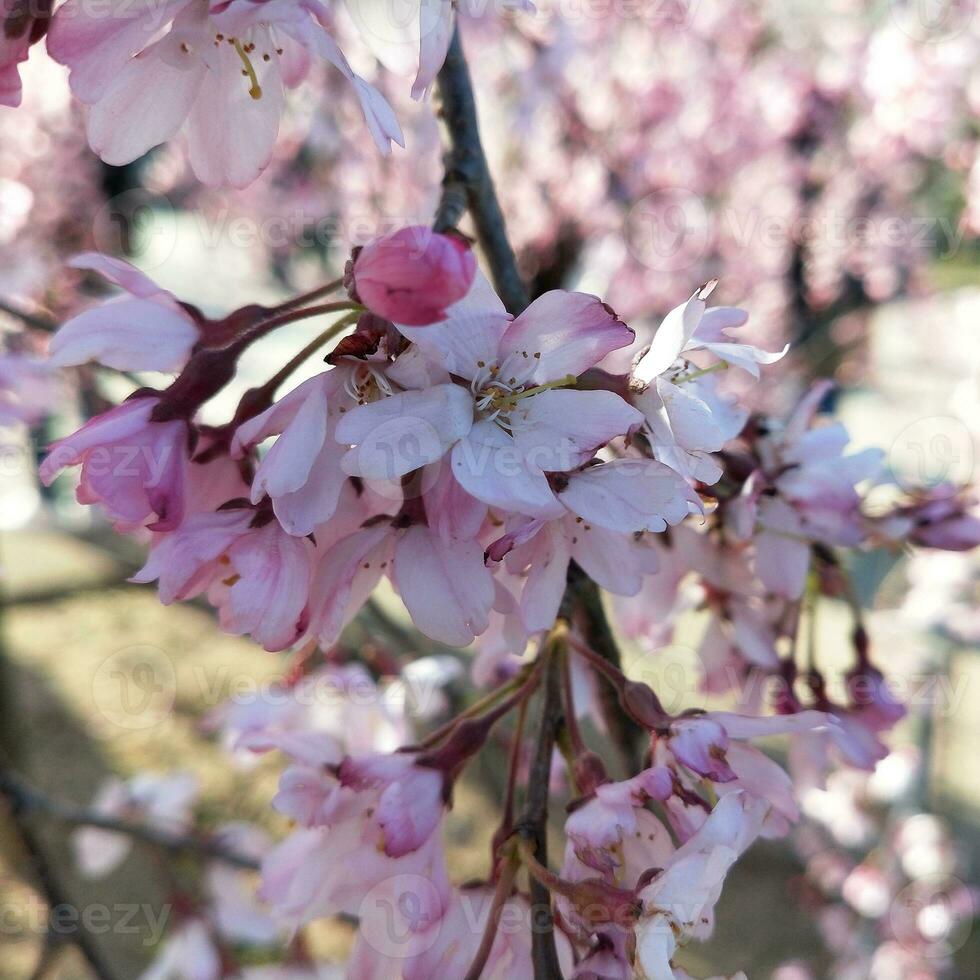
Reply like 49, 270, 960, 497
562, 765, 673, 880
260, 781, 450, 930
305, 506, 496, 648
490, 458, 695, 632
337, 277, 642, 517
39, 395, 189, 532
132, 505, 313, 651
636, 793, 768, 980
232, 370, 352, 536
343, 0, 535, 100
49, 254, 200, 373
47, 0, 403, 187
351, 226, 477, 326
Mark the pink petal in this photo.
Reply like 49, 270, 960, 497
396, 270, 511, 378
393, 527, 494, 645
184, 28, 284, 187
512, 389, 643, 472
451, 419, 564, 519
499, 291, 635, 384
558, 459, 693, 533
86, 27, 207, 167
337, 385, 473, 480
49, 297, 198, 372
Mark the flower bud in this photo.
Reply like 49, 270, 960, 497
351, 226, 476, 326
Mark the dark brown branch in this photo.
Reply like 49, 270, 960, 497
435, 26, 530, 315
0, 770, 259, 871
516, 650, 565, 979
565, 563, 644, 774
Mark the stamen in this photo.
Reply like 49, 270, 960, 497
233, 38, 262, 100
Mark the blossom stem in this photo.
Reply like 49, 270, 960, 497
414, 666, 535, 750
462, 847, 520, 980
517, 837, 575, 900
268, 279, 344, 316
241, 301, 361, 349
560, 642, 587, 758
517, 628, 566, 979
435, 26, 529, 315
258, 312, 359, 397
500, 697, 529, 838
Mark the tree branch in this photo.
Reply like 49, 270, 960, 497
565, 563, 644, 774
516, 651, 565, 979
435, 25, 530, 315
0, 297, 55, 332
0, 770, 259, 871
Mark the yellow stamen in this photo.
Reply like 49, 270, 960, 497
232, 38, 262, 100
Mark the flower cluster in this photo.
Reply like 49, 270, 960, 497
40, 226, 978, 978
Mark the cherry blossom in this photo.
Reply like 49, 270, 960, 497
132, 503, 314, 651
39, 395, 190, 532
337, 276, 642, 516
48, 254, 201, 373
47, 0, 403, 186
628, 283, 787, 484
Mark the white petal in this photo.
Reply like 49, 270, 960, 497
337, 385, 473, 480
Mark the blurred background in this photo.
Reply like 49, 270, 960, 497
0, 0, 978, 976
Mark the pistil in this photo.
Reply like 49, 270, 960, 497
232, 38, 262, 100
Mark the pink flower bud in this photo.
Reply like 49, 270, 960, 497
351, 226, 476, 326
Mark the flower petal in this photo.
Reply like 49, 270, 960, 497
498, 291, 635, 384
337, 385, 473, 479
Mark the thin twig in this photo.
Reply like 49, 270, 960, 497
435, 26, 530, 315
462, 851, 520, 980
0, 770, 259, 870
0, 297, 55, 332
516, 647, 565, 979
